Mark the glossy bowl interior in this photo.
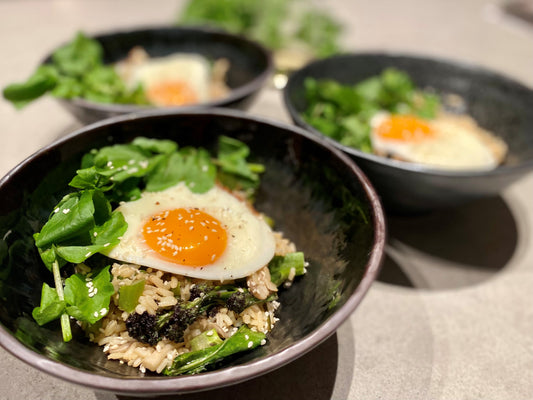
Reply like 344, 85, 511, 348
0, 109, 385, 395
284, 53, 533, 213
48, 26, 273, 124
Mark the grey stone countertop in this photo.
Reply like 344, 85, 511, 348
0, 0, 532, 399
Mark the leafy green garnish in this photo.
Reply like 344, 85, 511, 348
189, 328, 223, 352
32, 283, 66, 326
118, 280, 146, 313
302, 68, 442, 153
2, 32, 148, 108
145, 147, 216, 193
215, 135, 264, 195
178, 0, 342, 58
164, 325, 265, 375
268, 252, 306, 286
63, 266, 114, 324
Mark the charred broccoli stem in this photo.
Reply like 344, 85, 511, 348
126, 284, 277, 345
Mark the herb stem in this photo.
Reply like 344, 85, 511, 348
52, 260, 72, 342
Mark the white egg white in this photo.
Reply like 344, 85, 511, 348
370, 112, 503, 170
104, 183, 276, 281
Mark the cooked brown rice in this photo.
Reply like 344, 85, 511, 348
85, 231, 296, 374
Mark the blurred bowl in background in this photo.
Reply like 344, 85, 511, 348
283, 52, 533, 213
0, 109, 385, 395
47, 26, 273, 124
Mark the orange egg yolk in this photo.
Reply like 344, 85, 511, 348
376, 115, 434, 142
146, 81, 198, 106
142, 208, 227, 267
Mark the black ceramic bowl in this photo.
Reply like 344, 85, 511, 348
283, 53, 533, 213
46, 26, 273, 124
0, 109, 385, 395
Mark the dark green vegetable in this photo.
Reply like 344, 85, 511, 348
178, 0, 342, 58
302, 68, 442, 153
268, 252, 306, 286
126, 283, 277, 345
2, 66, 58, 108
63, 266, 114, 324
32, 283, 66, 326
164, 325, 265, 375
189, 328, 223, 351
2, 32, 148, 108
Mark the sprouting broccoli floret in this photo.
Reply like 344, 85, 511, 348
189, 283, 211, 300
226, 290, 277, 314
160, 301, 198, 342
125, 311, 160, 345
126, 284, 277, 345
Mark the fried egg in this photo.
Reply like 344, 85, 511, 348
105, 183, 276, 281
370, 113, 507, 170
117, 49, 211, 106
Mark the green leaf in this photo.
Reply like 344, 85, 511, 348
55, 210, 127, 263
35, 191, 95, 249
64, 266, 114, 324
189, 328, 223, 352
215, 136, 264, 191
145, 148, 216, 193
164, 325, 265, 375
52, 32, 103, 77
2, 65, 58, 105
32, 283, 66, 326
268, 252, 306, 286
132, 137, 178, 155
118, 280, 145, 313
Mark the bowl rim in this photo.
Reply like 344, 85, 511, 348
0, 108, 386, 394
283, 51, 533, 178
43, 25, 274, 113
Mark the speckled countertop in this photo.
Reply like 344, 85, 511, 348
1, 1, 532, 399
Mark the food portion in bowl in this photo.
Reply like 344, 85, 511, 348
31, 135, 306, 375
2, 32, 230, 108
301, 68, 508, 170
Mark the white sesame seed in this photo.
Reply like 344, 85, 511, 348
260, 339, 266, 346
93, 232, 98, 237
62, 208, 70, 214
85, 252, 91, 257
54, 208, 60, 213
204, 235, 208, 241
189, 226, 194, 231
245, 334, 249, 340
103, 243, 110, 247
247, 341, 253, 348
93, 311, 99, 318
100, 308, 107, 315
206, 330, 213, 336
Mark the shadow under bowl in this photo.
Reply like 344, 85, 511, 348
0, 109, 385, 395
47, 26, 273, 124
283, 52, 533, 213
